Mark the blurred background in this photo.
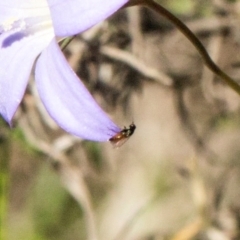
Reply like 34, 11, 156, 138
2, 0, 240, 239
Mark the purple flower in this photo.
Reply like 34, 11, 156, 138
0, 0, 128, 141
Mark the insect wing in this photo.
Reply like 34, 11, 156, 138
110, 136, 130, 148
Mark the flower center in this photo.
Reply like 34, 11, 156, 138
1, 16, 53, 47
0, 0, 54, 48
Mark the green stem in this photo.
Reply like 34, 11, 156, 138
60, 36, 76, 51
125, 0, 240, 95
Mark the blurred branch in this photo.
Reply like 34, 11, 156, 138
174, 16, 234, 36
171, 156, 208, 240
173, 86, 217, 164
100, 45, 173, 86
18, 111, 98, 240
57, 159, 98, 240
113, 195, 158, 240
201, 34, 223, 105
127, 6, 144, 57
125, 0, 240, 95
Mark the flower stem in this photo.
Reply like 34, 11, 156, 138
126, 0, 240, 95
60, 36, 76, 51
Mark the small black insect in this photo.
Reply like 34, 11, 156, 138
109, 123, 136, 148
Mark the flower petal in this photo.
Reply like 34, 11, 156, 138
0, 0, 50, 22
0, 20, 53, 123
35, 40, 120, 141
47, 0, 128, 36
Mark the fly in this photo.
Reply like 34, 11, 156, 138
109, 123, 136, 148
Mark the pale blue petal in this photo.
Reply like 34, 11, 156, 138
0, 0, 50, 22
0, 0, 48, 8
0, 23, 53, 123
48, 0, 128, 36
35, 40, 120, 141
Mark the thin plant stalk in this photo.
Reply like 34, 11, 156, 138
125, 0, 240, 95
